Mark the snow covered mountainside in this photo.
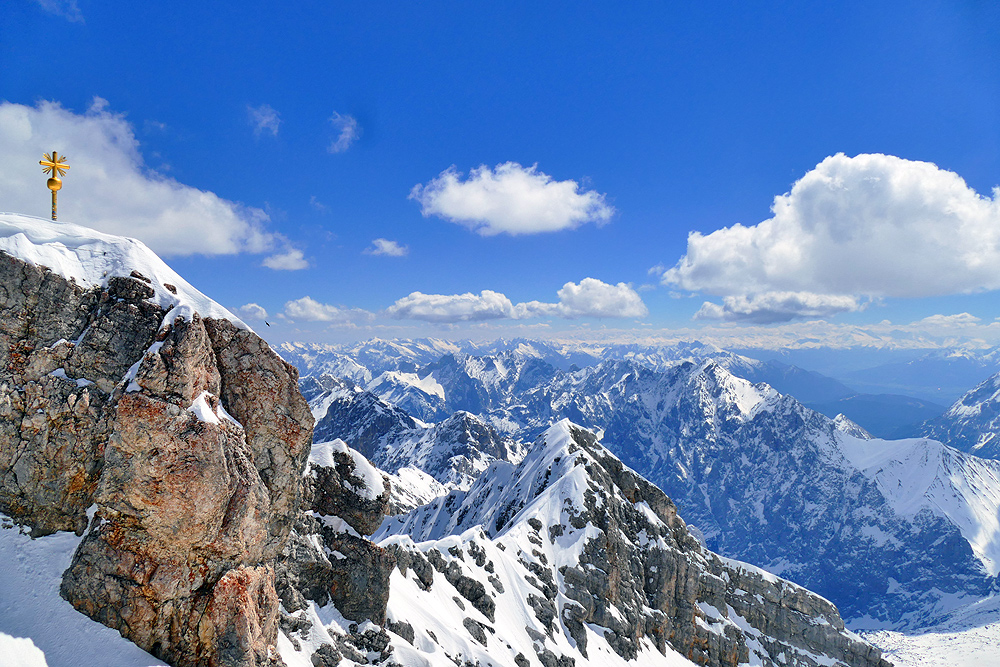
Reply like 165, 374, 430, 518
291, 341, 1000, 632
281, 338, 858, 409
509, 360, 996, 625
308, 377, 525, 511
370, 420, 890, 667
921, 370, 1000, 460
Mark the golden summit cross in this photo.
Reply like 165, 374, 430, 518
40, 151, 70, 220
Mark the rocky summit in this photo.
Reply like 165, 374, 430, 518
0, 214, 379, 667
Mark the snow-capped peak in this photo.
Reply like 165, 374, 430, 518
0, 212, 246, 328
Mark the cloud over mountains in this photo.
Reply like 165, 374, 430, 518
410, 162, 614, 236
386, 278, 646, 323
663, 153, 1000, 322
0, 99, 304, 267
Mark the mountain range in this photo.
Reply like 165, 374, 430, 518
292, 338, 1000, 642
1, 209, 997, 667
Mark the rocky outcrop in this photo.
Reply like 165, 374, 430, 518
0, 242, 313, 666
275, 440, 396, 664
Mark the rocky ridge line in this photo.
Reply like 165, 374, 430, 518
375, 420, 891, 667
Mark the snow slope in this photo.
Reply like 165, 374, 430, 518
861, 594, 1000, 667
0, 212, 245, 327
839, 435, 1000, 576
0, 515, 167, 667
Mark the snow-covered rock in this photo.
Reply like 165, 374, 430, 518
922, 371, 1000, 459
372, 421, 891, 667
0, 212, 246, 327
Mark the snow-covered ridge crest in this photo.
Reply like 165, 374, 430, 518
368, 369, 446, 401
839, 433, 1000, 576
922, 370, 1000, 459
0, 212, 246, 327
309, 439, 386, 501
373, 419, 891, 667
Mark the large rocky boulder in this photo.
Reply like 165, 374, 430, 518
0, 216, 314, 667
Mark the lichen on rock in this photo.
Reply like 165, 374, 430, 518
0, 232, 315, 667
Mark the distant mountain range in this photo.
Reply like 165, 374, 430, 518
747, 345, 1000, 405
806, 393, 947, 439
285, 337, 1000, 633
843, 348, 1000, 404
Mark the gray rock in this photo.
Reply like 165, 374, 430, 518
462, 617, 488, 646
324, 532, 395, 624
307, 445, 390, 537
310, 644, 342, 667
386, 619, 414, 645
427, 548, 495, 622
0, 250, 325, 666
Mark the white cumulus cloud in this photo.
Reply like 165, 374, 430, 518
263, 247, 308, 270
387, 278, 646, 323
410, 162, 614, 236
329, 112, 360, 153
248, 104, 281, 137
364, 238, 409, 257
694, 292, 864, 323
0, 99, 296, 265
282, 296, 373, 323
553, 278, 648, 318
663, 153, 1000, 321
386, 290, 515, 323
237, 303, 268, 320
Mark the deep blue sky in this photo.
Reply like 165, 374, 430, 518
2, 1, 999, 347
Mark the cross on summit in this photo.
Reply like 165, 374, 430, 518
39, 151, 70, 221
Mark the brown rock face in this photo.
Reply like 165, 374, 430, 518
0, 250, 313, 667
0, 256, 161, 535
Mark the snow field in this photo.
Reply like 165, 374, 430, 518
0, 515, 167, 667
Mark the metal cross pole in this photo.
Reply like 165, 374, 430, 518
39, 151, 70, 221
